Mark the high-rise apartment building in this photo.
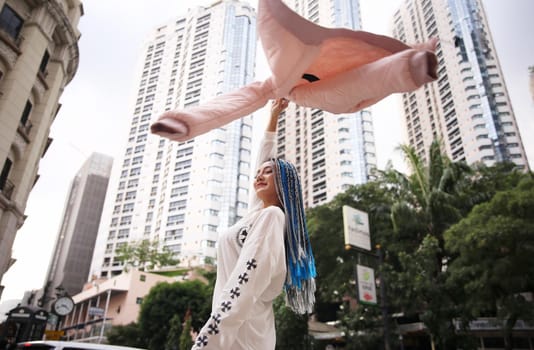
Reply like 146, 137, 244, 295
275, 0, 376, 208
0, 0, 83, 299
37, 153, 112, 310
392, 0, 528, 169
92, 0, 257, 277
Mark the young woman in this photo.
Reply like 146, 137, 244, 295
192, 99, 316, 349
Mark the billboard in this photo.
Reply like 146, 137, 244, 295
342, 205, 371, 251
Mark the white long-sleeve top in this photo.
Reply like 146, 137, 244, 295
192, 132, 286, 350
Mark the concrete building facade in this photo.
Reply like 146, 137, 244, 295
38, 153, 112, 310
0, 0, 83, 300
392, 0, 528, 169
274, 0, 377, 208
62, 270, 175, 342
91, 0, 257, 277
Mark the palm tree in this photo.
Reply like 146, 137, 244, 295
378, 140, 471, 350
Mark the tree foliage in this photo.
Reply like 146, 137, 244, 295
307, 138, 532, 349
307, 181, 395, 307
138, 280, 212, 350
338, 305, 383, 350
164, 314, 182, 350
179, 313, 194, 350
376, 141, 475, 349
116, 239, 179, 272
106, 322, 145, 349
274, 294, 309, 350
445, 177, 534, 350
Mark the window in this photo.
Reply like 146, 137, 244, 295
122, 203, 134, 212
165, 229, 183, 241
125, 191, 136, 200
0, 5, 24, 40
0, 158, 13, 192
176, 146, 193, 158
167, 214, 185, 226
173, 172, 190, 184
169, 200, 187, 212
20, 101, 32, 126
144, 225, 151, 235
120, 216, 132, 225
127, 179, 139, 188
132, 155, 143, 165
117, 229, 130, 239
39, 50, 50, 74
171, 186, 188, 198
203, 224, 218, 232
130, 167, 141, 176
204, 209, 219, 216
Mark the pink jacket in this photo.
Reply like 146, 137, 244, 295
151, 0, 438, 142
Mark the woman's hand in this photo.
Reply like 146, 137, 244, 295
267, 98, 289, 132
271, 98, 289, 117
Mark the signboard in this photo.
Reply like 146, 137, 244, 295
44, 330, 64, 340
342, 205, 371, 251
88, 307, 105, 317
356, 264, 377, 305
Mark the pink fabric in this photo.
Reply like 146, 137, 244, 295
151, 0, 438, 141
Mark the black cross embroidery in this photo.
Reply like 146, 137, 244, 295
211, 313, 221, 324
238, 272, 249, 284
221, 301, 232, 312
239, 229, 248, 244
230, 287, 241, 299
246, 259, 257, 270
208, 322, 219, 335
236, 227, 249, 247
196, 334, 208, 347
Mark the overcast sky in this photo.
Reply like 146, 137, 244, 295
1, 0, 533, 303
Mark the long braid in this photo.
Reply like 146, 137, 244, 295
273, 158, 316, 314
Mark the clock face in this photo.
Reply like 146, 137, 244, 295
53, 296, 74, 316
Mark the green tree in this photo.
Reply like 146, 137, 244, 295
445, 177, 534, 350
338, 305, 383, 350
306, 180, 396, 348
455, 161, 527, 216
106, 322, 145, 348
165, 314, 182, 350
116, 239, 179, 271
180, 311, 193, 350
138, 280, 212, 350
307, 181, 395, 305
274, 294, 309, 350
378, 141, 472, 349
306, 140, 529, 349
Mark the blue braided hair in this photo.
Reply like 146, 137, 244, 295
272, 158, 316, 314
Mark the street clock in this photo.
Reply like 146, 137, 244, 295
52, 296, 74, 316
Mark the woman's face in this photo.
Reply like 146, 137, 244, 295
254, 161, 281, 207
